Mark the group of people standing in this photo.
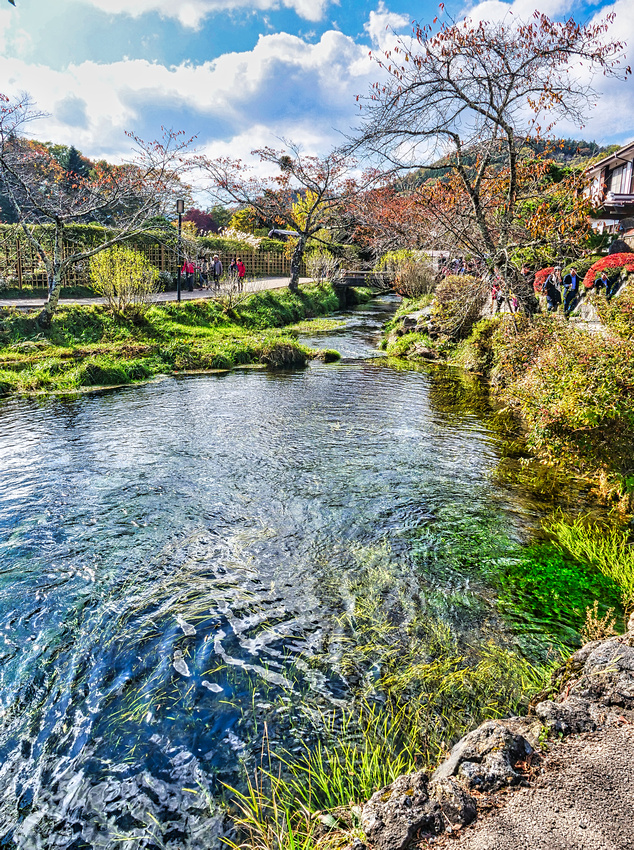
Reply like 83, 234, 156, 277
180, 255, 246, 293
440, 257, 487, 277
541, 266, 619, 316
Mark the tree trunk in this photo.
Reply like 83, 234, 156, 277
37, 223, 64, 329
289, 235, 307, 292
512, 269, 539, 315
37, 274, 61, 329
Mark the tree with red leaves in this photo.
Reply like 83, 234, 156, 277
0, 93, 192, 326
353, 11, 630, 312
583, 254, 634, 289
183, 208, 218, 235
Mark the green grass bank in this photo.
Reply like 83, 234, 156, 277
0, 283, 359, 396
384, 281, 634, 509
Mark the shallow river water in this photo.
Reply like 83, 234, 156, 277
0, 298, 557, 848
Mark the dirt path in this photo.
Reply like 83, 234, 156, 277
435, 725, 634, 850
0, 276, 314, 310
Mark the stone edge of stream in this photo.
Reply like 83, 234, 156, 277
348, 614, 634, 850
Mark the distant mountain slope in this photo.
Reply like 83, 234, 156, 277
397, 138, 618, 190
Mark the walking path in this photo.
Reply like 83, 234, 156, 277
0, 276, 314, 310
437, 726, 634, 850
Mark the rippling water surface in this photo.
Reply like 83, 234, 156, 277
0, 298, 544, 848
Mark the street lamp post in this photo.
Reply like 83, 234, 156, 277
176, 198, 185, 303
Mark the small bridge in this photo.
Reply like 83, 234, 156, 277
335, 270, 393, 293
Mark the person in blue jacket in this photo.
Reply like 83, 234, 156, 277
562, 267, 580, 316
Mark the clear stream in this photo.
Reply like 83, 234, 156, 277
0, 298, 565, 848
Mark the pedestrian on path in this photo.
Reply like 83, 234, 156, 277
212, 255, 223, 291
542, 269, 562, 312
199, 257, 209, 289
236, 258, 246, 292
181, 258, 195, 292
563, 267, 579, 316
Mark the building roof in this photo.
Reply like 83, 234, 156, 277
585, 140, 634, 177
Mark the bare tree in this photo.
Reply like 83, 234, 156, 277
0, 93, 192, 326
352, 12, 630, 311
198, 143, 363, 291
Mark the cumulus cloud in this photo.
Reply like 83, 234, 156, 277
0, 28, 375, 161
74, 0, 332, 28
364, 0, 410, 50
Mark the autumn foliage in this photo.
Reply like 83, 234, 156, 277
355, 11, 630, 311
583, 254, 634, 289
533, 268, 555, 292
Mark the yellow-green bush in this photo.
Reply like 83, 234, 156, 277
89, 246, 159, 313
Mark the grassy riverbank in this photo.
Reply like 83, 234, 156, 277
0, 283, 356, 396
385, 282, 634, 508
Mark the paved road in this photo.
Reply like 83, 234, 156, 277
0, 277, 314, 310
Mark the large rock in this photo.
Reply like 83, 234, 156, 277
401, 309, 429, 330
432, 719, 535, 792
431, 778, 477, 830
546, 623, 634, 720
361, 772, 441, 850
535, 695, 597, 734
360, 772, 476, 850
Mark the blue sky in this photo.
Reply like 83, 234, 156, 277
1, 0, 632, 168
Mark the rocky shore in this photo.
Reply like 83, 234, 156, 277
352, 615, 634, 850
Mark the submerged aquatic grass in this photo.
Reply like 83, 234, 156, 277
548, 514, 634, 618
221, 539, 557, 849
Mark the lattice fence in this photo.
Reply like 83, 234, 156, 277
0, 232, 302, 289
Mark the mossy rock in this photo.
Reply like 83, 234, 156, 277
260, 342, 309, 369
318, 349, 341, 363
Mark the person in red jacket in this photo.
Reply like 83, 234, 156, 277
236, 258, 246, 292
181, 259, 195, 292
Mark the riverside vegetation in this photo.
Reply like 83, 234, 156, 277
1, 283, 632, 850
327, 283, 634, 849
384, 275, 634, 509
0, 282, 352, 395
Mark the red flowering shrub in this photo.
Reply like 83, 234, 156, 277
533, 267, 554, 292
583, 253, 634, 289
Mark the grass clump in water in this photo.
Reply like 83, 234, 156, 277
489, 543, 623, 644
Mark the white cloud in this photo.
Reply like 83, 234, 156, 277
73, 0, 332, 28
462, 0, 571, 25
364, 0, 410, 50
0, 28, 375, 161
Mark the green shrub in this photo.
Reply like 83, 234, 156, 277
90, 246, 159, 313
561, 255, 602, 281
592, 275, 634, 338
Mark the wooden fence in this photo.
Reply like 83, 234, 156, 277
0, 235, 302, 289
